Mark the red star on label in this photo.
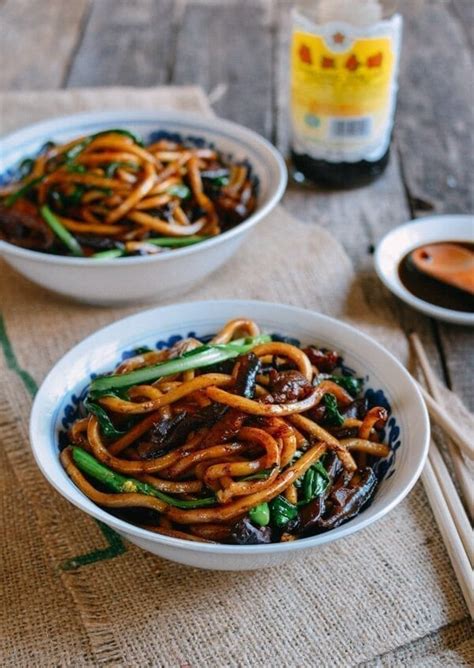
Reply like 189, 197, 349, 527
332, 32, 345, 45
321, 56, 335, 69
345, 54, 360, 71
299, 44, 312, 64
367, 52, 383, 67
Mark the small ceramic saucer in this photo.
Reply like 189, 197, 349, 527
374, 215, 474, 326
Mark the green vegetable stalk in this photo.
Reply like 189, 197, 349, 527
145, 236, 209, 248
91, 249, 125, 260
71, 447, 215, 509
91, 237, 210, 259
88, 334, 271, 396
40, 205, 84, 256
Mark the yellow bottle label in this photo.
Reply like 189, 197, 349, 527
290, 14, 402, 163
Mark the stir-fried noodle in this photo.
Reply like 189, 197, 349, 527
61, 318, 390, 544
0, 130, 257, 258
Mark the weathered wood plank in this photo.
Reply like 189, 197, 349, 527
435, 327, 473, 411
449, 0, 474, 50
397, 0, 474, 409
444, 0, 474, 407
274, 0, 292, 156
66, 0, 176, 87
397, 0, 473, 216
172, 0, 274, 139
0, 0, 89, 90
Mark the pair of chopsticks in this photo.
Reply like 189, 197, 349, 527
409, 333, 473, 618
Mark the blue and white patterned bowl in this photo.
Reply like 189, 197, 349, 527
30, 300, 430, 570
0, 111, 287, 304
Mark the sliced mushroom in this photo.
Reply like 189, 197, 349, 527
231, 517, 273, 545
314, 467, 377, 532
234, 352, 261, 399
138, 403, 227, 459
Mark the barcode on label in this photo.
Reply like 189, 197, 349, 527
329, 117, 372, 138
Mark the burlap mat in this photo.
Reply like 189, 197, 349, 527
0, 87, 472, 667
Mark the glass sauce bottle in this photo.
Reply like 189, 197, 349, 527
290, 0, 402, 188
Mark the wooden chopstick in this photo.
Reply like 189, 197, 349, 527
409, 333, 448, 401
429, 439, 473, 567
409, 333, 474, 617
410, 333, 474, 518
421, 457, 474, 618
416, 382, 473, 461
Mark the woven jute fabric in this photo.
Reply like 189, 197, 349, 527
0, 87, 471, 667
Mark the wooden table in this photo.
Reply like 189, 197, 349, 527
1, 0, 472, 408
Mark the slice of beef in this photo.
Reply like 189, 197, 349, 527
0, 202, 55, 250
303, 347, 340, 372
268, 370, 313, 403
202, 353, 261, 446
204, 408, 246, 446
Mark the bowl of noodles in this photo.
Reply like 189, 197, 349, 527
0, 111, 286, 304
30, 300, 430, 570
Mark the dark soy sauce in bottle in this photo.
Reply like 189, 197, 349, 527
290, 1, 401, 188
291, 146, 391, 188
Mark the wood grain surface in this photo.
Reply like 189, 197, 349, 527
0, 0, 472, 409
66, 0, 175, 86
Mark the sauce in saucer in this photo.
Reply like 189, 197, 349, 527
398, 242, 474, 314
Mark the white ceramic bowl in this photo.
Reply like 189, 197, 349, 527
0, 111, 287, 305
30, 300, 430, 571
374, 214, 474, 326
